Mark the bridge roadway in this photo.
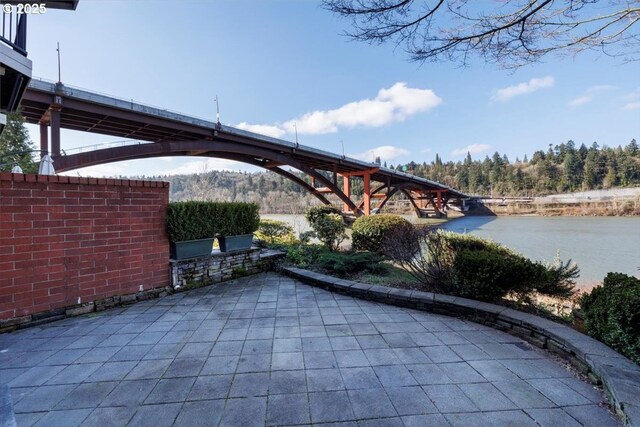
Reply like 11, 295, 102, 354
20, 78, 468, 216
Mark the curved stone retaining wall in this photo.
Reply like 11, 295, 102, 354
283, 266, 640, 427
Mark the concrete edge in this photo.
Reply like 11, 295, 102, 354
282, 266, 640, 427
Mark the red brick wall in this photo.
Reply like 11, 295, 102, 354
0, 172, 170, 320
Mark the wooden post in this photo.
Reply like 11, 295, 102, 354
363, 172, 371, 215
342, 174, 351, 213
436, 190, 442, 212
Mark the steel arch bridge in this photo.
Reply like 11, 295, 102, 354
20, 79, 469, 217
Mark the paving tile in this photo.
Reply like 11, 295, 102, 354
437, 362, 485, 384
304, 351, 338, 369
373, 365, 417, 387
13, 411, 45, 427
163, 357, 205, 377
100, 379, 157, 407
242, 339, 273, 354
272, 351, 305, 370
125, 358, 172, 380
348, 388, 397, 419
393, 347, 431, 364
302, 337, 332, 352
272, 338, 303, 353
357, 417, 404, 427
267, 393, 310, 425
363, 348, 403, 366
128, 403, 182, 427
421, 346, 463, 363
525, 408, 583, 427
386, 386, 438, 415
402, 414, 452, 427
33, 408, 92, 427
493, 379, 556, 409
309, 391, 355, 423
188, 374, 233, 400
457, 382, 517, 411
210, 340, 244, 356
564, 404, 620, 427
527, 378, 593, 406
219, 397, 267, 427
46, 363, 102, 385
229, 372, 270, 397
145, 377, 196, 404
142, 343, 184, 360
80, 406, 137, 426
340, 367, 382, 390
55, 381, 118, 409
86, 361, 138, 382
270, 369, 308, 394
201, 355, 239, 375
422, 384, 479, 413
176, 342, 213, 358
9, 365, 65, 387
407, 363, 453, 385
467, 359, 520, 382
334, 350, 370, 368
236, 353, 272, 373
13, 384, 77, 413
173, 400, 225, 427
306, 368, 345, 392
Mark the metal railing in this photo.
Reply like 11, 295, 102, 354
60, 139, 152, 155
0, 6, 27, 55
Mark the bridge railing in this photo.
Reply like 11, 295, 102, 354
0, 8, 27, 55
60, 139, 152, 155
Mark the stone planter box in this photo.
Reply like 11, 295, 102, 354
170, 238, 214, 260
218, 234, 253, 252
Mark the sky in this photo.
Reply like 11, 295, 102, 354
20, 0, 640, 177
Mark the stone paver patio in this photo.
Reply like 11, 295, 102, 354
0, 273, 620, 426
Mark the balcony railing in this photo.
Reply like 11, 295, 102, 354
0, 7, 27, 56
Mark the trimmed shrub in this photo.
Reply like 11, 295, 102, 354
305, 205, 342, 226
166, 201, 259, 242
255, 219, 295, 244
352, 214, 412, 254
316, 251, 385, 277
580, 273, 640, 364
382, 228, 578, 302
313, 213, 347, 251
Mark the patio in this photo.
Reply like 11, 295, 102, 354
0, 273, 619, 426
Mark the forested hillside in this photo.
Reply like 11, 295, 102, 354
151, 139, 639, 211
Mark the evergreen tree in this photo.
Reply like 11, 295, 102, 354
0, 112, 37, 173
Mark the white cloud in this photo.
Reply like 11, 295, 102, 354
349, 145, 409, 162
236, 122, 286, 138
451, 144, 491, 157
236, 82, 442, 136
492, 76, 555, 102
568, 96, 591, 107
587, 85, 615, 93
623, 102, 640, 110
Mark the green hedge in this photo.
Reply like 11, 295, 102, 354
166, 201, 259, 242
352, 214, 412, 253
580, 273, 640, 364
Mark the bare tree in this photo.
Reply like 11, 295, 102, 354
322, 0, 640, 68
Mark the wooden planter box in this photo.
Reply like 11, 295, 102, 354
170, 238, 214, 260
218, 234, 253, 252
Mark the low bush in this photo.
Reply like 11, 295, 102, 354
580, 273, 640, 364
315, 251, 386, 277
305, 205, 342, 226
255, 219, 295, 244
166, 201, 259, 242
313, 213, 347, 251
382, 227, 578, 303
352, 214, 412, 254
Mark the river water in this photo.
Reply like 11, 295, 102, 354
262, 214, 640, 287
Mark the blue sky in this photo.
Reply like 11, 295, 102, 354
22, 0, 640, 177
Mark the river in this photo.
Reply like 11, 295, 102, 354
262, 214, 640, 287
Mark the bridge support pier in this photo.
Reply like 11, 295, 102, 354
341, 174, 351, 213
39, 122, 48, 157
50, 109, 61, 157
